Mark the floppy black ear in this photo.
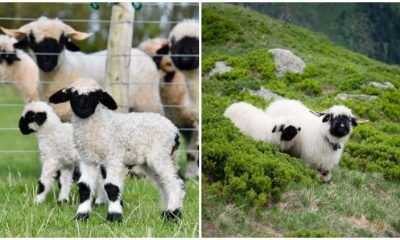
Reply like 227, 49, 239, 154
13, 37, 29, 50
19, 116, 34, 135
65, 38, 80, 52
100, 92, 118, 110
272, 125, 277, 133
322, 114, 331, 123
351, 117, 358, 127
49, 88, 71, 104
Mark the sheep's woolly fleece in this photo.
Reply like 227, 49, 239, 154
169, 19, 199, 42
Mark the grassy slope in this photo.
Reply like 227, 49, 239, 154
202, 3, 400, 237
0, 86, 199, 237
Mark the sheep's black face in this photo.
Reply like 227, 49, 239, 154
70, 91, 102, 119
170, 36, 199, 70
323, 114, 352, 138
14, 33, 80, 72
0, 49, 20, 65
19, 111, 47, 135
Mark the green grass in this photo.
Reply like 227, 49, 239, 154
202, 3, 400, 237
0, 85, 199, 237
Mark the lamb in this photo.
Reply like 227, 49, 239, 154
138, 38, 198, 179
0, 34, 39, 102
1, 16, 163, 121
265, 99, 358, 182
224, 102, 301, 151
19, 101, 108, 205
169, 20, 200, 178
49, 77, 185, 222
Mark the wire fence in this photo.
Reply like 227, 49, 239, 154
0, 3, 199, 158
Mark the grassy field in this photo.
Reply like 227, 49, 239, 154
0, 86, 199, 237
202, 3, 400, 237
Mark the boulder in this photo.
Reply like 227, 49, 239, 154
269, 48, 305, 77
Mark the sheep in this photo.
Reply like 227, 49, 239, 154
1, 16, 163, 121
138, 38, 198, 179
19, 101, 108, 205
265, 99, 358, 182
0, 34, 39, 102
169, 20, 200, 178
224, 102, 301, 151
49, 77, 185, 222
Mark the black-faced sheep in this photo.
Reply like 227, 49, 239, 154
224, 102, 301, 151
49, 78, 185, 222
1, 16, 163, 121
0, 34, 39, 102
265, 99, 358, 182
138, 38, 198, 179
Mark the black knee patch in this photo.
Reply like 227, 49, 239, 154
73, 167, 81, 182
106, 212, 122, 222
104, 183, 120, 202
37, 181, 45, 194
162, 209, 182, 221
171, 133, 180, 155
280, 125, 299, 141
78, 182, 90, 203
100, 165, 106, 179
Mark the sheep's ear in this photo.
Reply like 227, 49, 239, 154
100, 92, 118, 110
322, 113, 331, 123
18, 116, 34, 135
13, 37, 29, 50
1, 27, 28, 39
49, 88, 71, 104
272, 125, 277, 133
351, 117, 358, 127
65, 38, 80, 52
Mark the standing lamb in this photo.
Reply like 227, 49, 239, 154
265, 99, 358, 182
169, 20, 200, 178
138, 38, 198, 179
224, 102, 301, 151
0, 34, 39, 102
1, 16, 163, 121
49, 78, 185, 222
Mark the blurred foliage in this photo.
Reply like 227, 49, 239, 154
0, 3, 198, 51
202, 3, 400, 207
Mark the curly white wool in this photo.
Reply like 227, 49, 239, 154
0, 35, 39, 102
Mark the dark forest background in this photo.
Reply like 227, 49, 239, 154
236, 3, 400, 65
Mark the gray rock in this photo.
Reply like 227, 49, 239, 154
362, 81, 395, 89
269, 48, 306, 77
248, 87, 284, 101
206, 61, 233, 78
335, 93, 378, 101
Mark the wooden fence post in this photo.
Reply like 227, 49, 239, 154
105, 3, 134, 112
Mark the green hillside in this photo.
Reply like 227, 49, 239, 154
202, 3, 400, 237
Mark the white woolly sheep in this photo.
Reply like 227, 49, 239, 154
1, 16, 163, 121
224, 102, 301, 151
0, 34, 39, 102
18, 101, 105, 205
49, 77, 185, 222
265, 99, 358, 182
138, 38, 198, 179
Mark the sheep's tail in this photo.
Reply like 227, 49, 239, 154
224, 102, 272, 141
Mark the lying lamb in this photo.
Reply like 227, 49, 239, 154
265, 99, 358, 182
49, 78, 185, 222
0, 34, 39, 102
224, 102, 301, 152
19, 101, 107, 204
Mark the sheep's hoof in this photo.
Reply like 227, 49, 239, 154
106, 212, 122, 222
74, 212, 89, 221
162, 209, 182, 221
57, 199, 68, 205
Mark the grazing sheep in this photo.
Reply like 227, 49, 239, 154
1, 16, 163, 121
19, 101, 108, 205
138, 38, 198, 179
224, 102, 301, 151
0, 35, 39, 102
49, 78, 185, 222
265, 99, 358, 182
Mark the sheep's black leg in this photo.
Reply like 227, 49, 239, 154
74, 161, 98, 221
103, 163, 125, 222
